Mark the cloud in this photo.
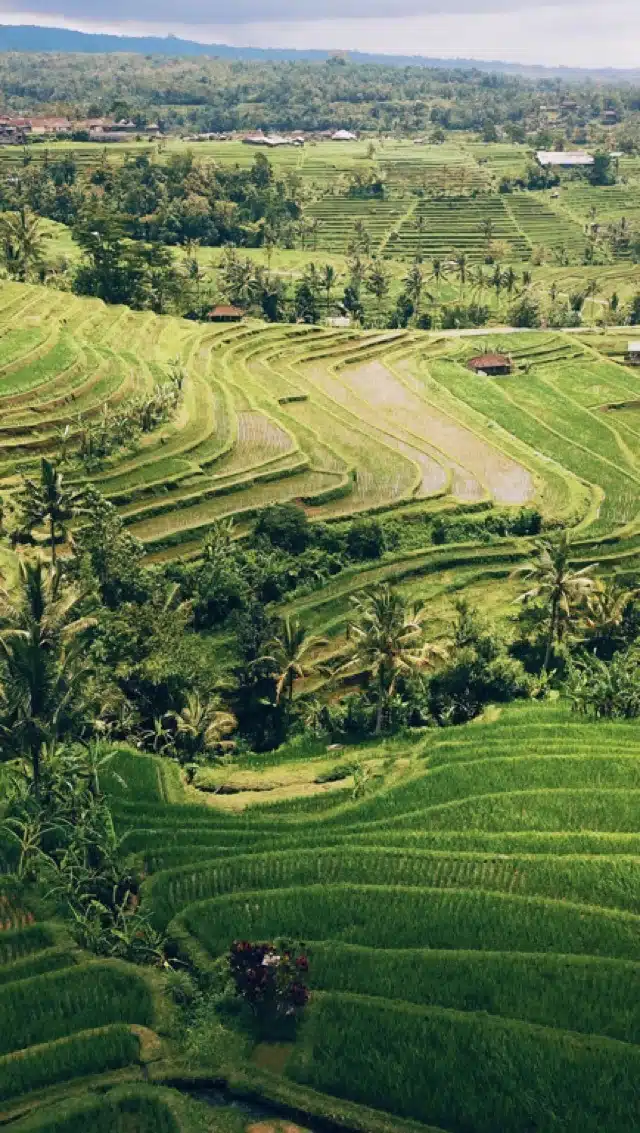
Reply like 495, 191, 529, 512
2, 0, 639, 68
0, 0, 586, 23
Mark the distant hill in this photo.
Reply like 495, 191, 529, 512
1, 23, 640, 81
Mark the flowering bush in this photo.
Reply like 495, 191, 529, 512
229, 939, 310, 1020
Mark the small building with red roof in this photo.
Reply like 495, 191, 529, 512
208, 305, 245, 323
467, 353, 512, 376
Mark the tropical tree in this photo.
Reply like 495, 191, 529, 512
321, 263, 337, 315
342, 585, 445, 734
172, 692, 237, 760
0, 561, 96, 796
430, 258, 447, 297
403, 262, 425, 315
366, 263, 391, 321
0, 206, 48, 281
262, 617, 327, 706
18, 458, 85, 566
512, 532, 598, 671
579, 578, 638, 659
453, 251, 468, 297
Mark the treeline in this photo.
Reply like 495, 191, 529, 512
1, 54, 640, 138
1, 150, 303, 246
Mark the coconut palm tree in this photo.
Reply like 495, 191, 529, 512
453, 251, 468, 298
172, 692, 237, 760
320, 263, 337, 316
0, 206, 48, 282
429, 258, 447, 298
342, 585, 446, 734
18, 458, 86, 567
0, 560, 96, 796
512, 532, 598, 671
403, 262, 425, 315
580, 578, 638, 658
262, 617, 328, 706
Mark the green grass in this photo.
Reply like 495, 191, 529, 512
177, 883, 640, 961
0, 961, 154, 1055
0, 1026, 141, 1104
288, 992, 640, 1133
308, 943, 640, 1042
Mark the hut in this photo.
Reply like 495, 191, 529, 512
208, 305, 245, 324
467, 353, 512, 376
626, 342, 640, 365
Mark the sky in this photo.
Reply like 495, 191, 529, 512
1, 0, 640, 69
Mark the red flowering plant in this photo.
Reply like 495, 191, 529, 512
229, 939, 310, 1024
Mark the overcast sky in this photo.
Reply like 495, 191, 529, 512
1, 0, 639, 69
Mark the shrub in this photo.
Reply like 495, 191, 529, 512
346, 517, 387, 561
229, 938, 309, 1024
254, 504, 310, 554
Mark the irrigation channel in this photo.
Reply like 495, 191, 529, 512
172, 1080, 357, 1132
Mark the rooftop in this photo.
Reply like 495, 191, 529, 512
208, 305, 245, 318
467, 353, 512, 371
536, 150, 594, 167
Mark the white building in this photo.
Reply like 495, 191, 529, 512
332, 130, 358, 142
536, 151, 594, 168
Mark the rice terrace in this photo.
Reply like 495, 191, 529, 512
1, 37, 640, 1133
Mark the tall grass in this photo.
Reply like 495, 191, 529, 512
144, 844, 640, 931
0, 924, 58, 966
309, 943, 640, 1042
0, 961, 154, 1056
7, 1084, 212, 1133
289, 992, 640, 1133
0, 1026, 140, 1104
177, 883, 640, 962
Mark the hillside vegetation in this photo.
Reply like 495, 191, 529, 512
2, 702, 638, 1132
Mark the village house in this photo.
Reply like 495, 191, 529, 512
536, 151, 594, 168
208, 305, 245, 323
626, 342, 640, 365
467, 353, 512, 376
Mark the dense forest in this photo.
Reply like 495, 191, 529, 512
1, 52, 640, 139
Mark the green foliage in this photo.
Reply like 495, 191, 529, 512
0, 961, 154, 1055
289, 992, 640, 1133
5, 1086, 207, 1133
0, 923, 60, 966
0, 1025, 141, 1104
309, 943, 640, 1042
0, 947, 78, 987
254, 503, 311, 554
567, 648, 640, 718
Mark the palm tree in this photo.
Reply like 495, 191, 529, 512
172, 692, 237, 760
512, 532, 598, 671
430, 258, 447, 298
0, 206, 48, 282
321, 264, 337, 316
18, 458, 85, 566
0, 561, 96, 796
503, 267, 518, 302
470, 264, 488, 304
403, 262, 425, 315
454, 251, 468, 298
262, 617, 328, 706
580, 578, 637, 657
342, 586, 446, 734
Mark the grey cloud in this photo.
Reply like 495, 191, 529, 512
1, 0, 584, 22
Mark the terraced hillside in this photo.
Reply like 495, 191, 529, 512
100, 700, 639, 1133
4, 282, 640, 580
